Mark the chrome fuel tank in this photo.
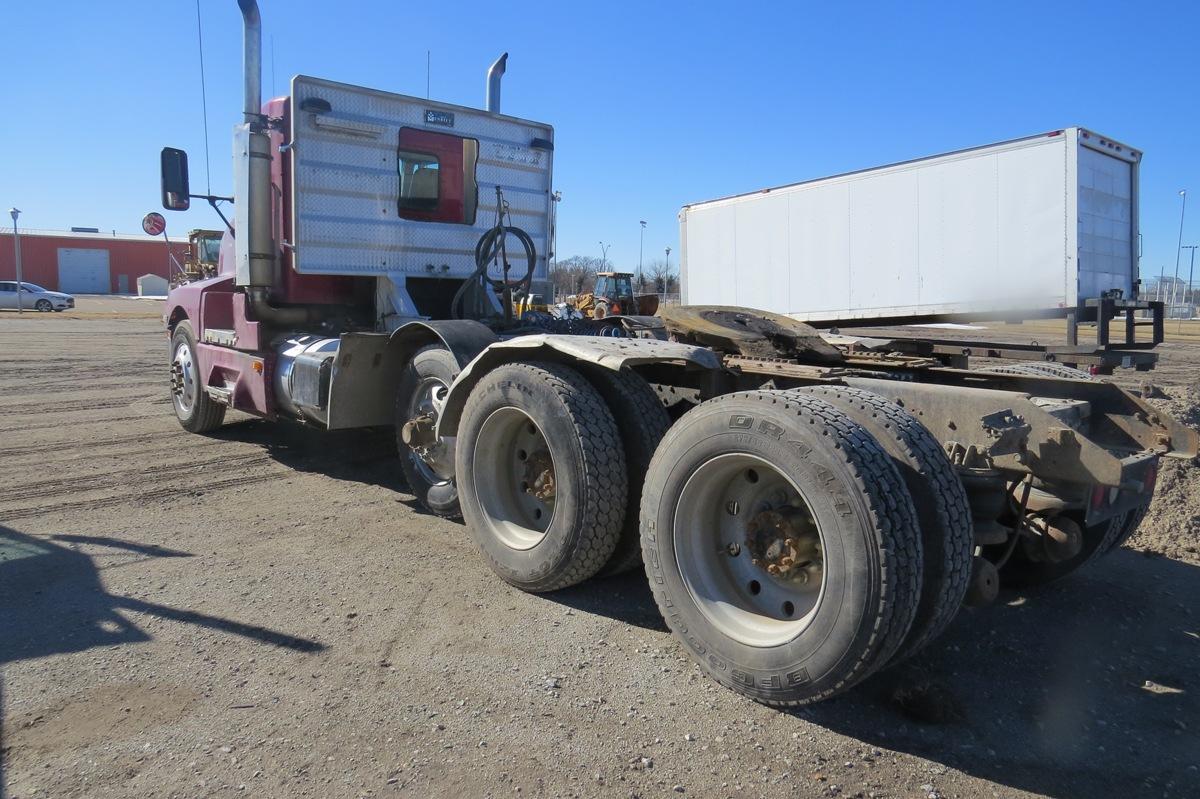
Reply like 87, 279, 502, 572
274, 335, 339, 425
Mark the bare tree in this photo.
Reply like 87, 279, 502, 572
646, 259, 679, 294
550, 255, 603, 298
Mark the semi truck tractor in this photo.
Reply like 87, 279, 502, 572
159, 0, 1196, 707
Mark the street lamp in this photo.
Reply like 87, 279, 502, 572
665, 246, 671, 271
1170, 190, 1187, 313
599, 241, 611, 270
550, 191, 561, 274
1182, 245, 1198, 327
8, 207, 23, 315
638, 220, 646, 291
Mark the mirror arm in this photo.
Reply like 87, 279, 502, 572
201, 195, 235, 235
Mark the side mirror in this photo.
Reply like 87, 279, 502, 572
160, 147, 191, 211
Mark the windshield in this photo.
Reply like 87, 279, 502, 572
198, 236, 222, 265
20, 282, 47, 293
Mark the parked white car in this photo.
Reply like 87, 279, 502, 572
0, 281, 75, 312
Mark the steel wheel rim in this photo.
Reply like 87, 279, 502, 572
407, 376, 454, 483
171, 342, 197, 416
673, 453, 826, 647
472, 407, 556, 550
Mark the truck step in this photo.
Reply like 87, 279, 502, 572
202, 328, 239, 347
204, 385, 233, 405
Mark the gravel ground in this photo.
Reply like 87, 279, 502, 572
2, 301, 1198, 799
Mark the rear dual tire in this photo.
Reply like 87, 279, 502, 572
640, 390, 924, 706
395, 345, 461, 518
1001, 504, 1150, 587
455, 361, 627, 592
793, 386, 973, 661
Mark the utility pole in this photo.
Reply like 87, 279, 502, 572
1170, 190, 1187, 314
638, 220, 646, 291
8, 208, 23, 314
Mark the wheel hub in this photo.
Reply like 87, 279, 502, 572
405, 378, 454, 481
524, 449, 556, 502
673, 453, 827, 647
171, 342, 196, 413
745, 508, 823, 585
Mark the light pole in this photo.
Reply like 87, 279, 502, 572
599, 241, 611, 271
664, 246, 671, 294
1170, 190, 1187, 314
638, 220, 646, 291
1183, 245, 1198, 325
8, 208, 23, 314
550, 191, 561, 298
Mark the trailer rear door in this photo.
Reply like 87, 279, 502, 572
1076, 142, 1136, 300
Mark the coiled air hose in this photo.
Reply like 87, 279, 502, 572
451, 189, 537, 320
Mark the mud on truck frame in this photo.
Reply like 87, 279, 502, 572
158, 1, 1197, 706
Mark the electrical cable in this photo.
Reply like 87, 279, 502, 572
195, 0, 213, 195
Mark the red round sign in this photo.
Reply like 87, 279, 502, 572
142, 212, 167, 236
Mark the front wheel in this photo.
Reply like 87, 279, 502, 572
169, 320, 225, 433
641, 390, 923, 706
35, 299, 52, 312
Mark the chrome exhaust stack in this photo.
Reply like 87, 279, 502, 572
486, 53, 508, 113
238, 0, 262, 124
234, 0, 310, 324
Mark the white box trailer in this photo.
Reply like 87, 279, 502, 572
679, 128, 1141, 325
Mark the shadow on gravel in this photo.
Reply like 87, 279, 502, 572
794, 549, 1200, 799
48, 534, 193, 558
0, 525, 325, 667
544, 569, 668, 632
210, 419, 405, 491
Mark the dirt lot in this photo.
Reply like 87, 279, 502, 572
2, 299, 1198, 799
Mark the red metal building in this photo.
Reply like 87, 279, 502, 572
0, 229, 189, 294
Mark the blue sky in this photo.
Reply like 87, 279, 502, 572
2, 1, 1197, 283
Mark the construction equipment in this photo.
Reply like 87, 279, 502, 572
155, 1, 1196, 709
186, 229, 222, 281
577, 272, 660, 318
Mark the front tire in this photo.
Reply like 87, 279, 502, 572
395, 345, 461, 518
35, 299, 52, 312
456, 361, 627, 592
641, 391, 923, 706
169, 320, 225, 433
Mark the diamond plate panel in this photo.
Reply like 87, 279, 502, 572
290, 75, 553, 278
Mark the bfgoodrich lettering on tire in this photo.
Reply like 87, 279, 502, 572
640, 390, 923, 706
